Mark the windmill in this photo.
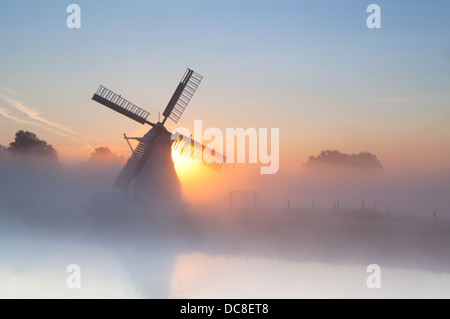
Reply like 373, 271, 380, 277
91, 68, 224, 206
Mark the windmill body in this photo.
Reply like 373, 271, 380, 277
132, 123, 181, 205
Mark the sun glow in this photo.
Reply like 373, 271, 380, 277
172, 149, 207, 180
171, 148, 225, 202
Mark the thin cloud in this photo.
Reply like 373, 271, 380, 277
0, 87, 17, 96
0, 107, 34, 125
0, 92, 99, 141
0, 107, 79, 141
1, 96, 80, 136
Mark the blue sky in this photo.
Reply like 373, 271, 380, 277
0, 0, 449, 169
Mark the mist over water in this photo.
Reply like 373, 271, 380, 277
1, 155, 450, 298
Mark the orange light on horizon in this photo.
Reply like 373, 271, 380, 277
171, 149, 206, 178
171, 148, 227, 202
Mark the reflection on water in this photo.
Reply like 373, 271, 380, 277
1, 226, 450, 299
172, 253, 450, 298
0, 239, 136, 298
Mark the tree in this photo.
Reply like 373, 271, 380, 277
86, 146, 125, 165
0, 144, 7, 158
304, 149, 383, 170
8, 130, 58, 160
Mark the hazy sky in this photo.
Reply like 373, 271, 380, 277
0, 0, 449, 171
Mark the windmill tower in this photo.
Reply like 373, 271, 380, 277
91, 69, 223, 207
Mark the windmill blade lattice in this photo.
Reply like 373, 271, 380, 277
114, 140, 148, 191
172, 135, 225, 171
162, 69, 203, 124
92, 85, 153, 126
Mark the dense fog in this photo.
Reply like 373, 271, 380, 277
0, 147, 449, 298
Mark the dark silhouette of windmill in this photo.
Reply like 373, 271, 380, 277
92, 69, 224, 206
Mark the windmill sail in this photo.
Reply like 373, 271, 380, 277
91, 67, 222, 201
162, 69, 203, 124
92, 85, 151, 125
171, 134, 225, 171
114, 140, 149, 191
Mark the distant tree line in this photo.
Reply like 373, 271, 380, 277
0, 130, 124, 166
84, 146, 125, 166
305, 149, 383, 169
